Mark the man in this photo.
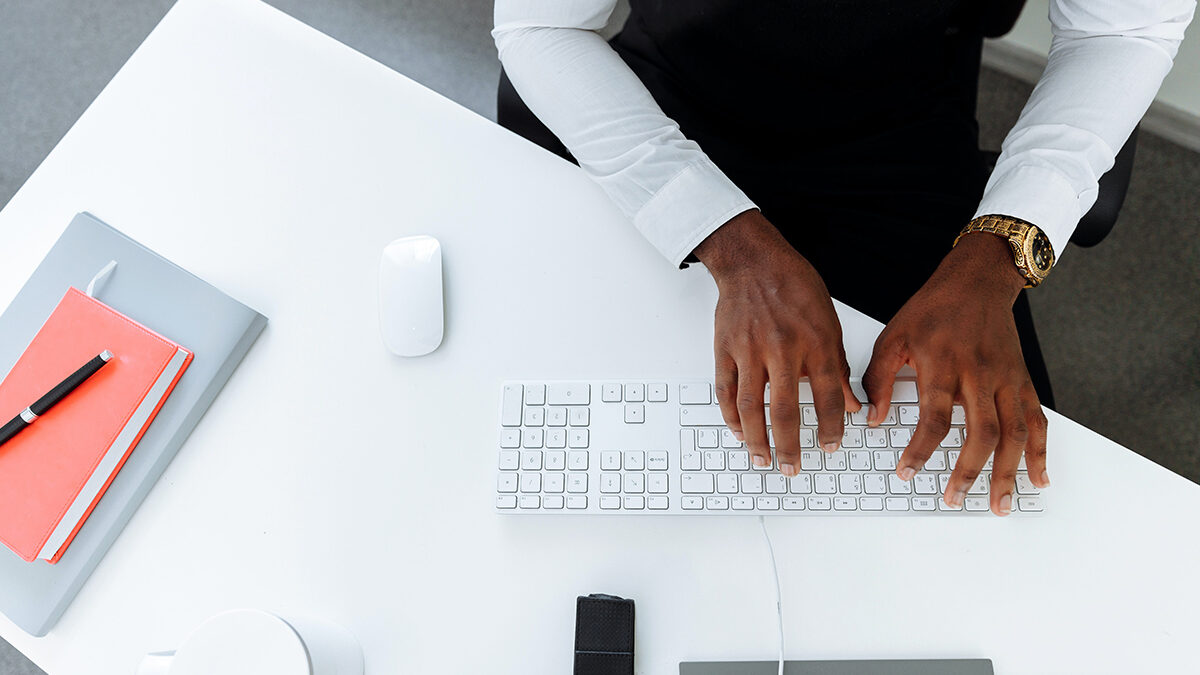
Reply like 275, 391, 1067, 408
492, 0, 1194, 516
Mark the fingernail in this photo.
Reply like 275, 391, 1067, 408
822, 441, 838, 453
898, 466, 915, 481
733, 430, 744, 441
867, 404, 877, 424
998, 493, 1013, 515
1039, 470, 1050, 487
780, 463, 796, 477
753, 455, 769, 467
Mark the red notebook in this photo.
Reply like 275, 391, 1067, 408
0, 288, 192, 563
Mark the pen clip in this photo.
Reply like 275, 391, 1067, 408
86, 260, 118, 298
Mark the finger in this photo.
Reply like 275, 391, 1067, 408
767, 366, 801, 476
736, 364, 770, 461
898, 370, 956, 481
989, 387, 1028, 517
714, 350, 741, 438
809, 353, 846, 453
1024, 387, 1050, 488
944, 383, 1000, 508
863, 332, 906, 427
837, 345, 863, 412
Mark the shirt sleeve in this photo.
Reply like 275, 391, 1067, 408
973, 0, 1196, 260
493, 0, 757, 267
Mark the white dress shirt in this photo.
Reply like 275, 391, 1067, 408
493, 0, 1195, 267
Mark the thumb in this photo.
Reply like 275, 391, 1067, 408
862, 335, 905, 426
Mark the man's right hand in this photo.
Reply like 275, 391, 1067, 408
693, 210, 860, 477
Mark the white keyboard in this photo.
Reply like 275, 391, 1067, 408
494, 380, 1045, 516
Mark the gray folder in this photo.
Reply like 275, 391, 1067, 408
0, 212, 267, 636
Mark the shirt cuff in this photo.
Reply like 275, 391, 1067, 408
972, 164, 1088, 263
632, 159, 758, 268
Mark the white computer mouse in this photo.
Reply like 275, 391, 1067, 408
379, 235, 444, 356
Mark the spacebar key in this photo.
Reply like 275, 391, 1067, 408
679, 406, 727, 426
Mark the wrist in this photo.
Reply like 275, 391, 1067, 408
693, 209, 781, 279
941, 232, 1027, 302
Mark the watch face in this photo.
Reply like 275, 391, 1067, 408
1029, 230, 1054, 272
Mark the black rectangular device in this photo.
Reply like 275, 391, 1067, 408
574, 594, 635, 675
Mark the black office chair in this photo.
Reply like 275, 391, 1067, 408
497, 0, 1137, 248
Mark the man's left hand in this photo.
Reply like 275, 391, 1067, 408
861, 233, 1051, 517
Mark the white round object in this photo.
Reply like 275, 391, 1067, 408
379, 235, 444, 357
165, 610, 311, 675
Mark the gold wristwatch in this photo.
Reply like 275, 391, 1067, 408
954, 214, 1055, 288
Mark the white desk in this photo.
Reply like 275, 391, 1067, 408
0, 1, 1196, 672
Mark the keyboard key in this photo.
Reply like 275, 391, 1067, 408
544, 473, 565, 493
815, 474, 837, 494
889, 428, 912, 448
520, 473, 542, 493
545, 429, 567, 448
681, 473, 715, 494
969, 474, 989, 495
849, 450, 871, 470
500, 429, 521, 448
706, 496, 730, 510
523, 407, 545, 427
898, 405, 920, 426
568, 429, 589, 448
497, 474, 518, 493
544, 450, 566, 470
496, 495, 517, 509
600, 474, 621, 493
842, 429, 864, 448
849, 407, 870, 426
800, 451, 822, 471
624, 383, 645, 402
789, 475, 813, 494
680, 406, 725, 426
721, 428, 742, 448
808, 496, 832, 510
520, 451, 542, 471
951, 406, 966, 425
522, 429, 544, 449
924, 451, 947, 471
567, 496, 587, 509
569, 408, 589, 426
704, 451, 726, 471
519, 495, 541, 509
1017, 496, 1043, 512
648, 474, 668, 494
547, 383, 589, 405
937, 497, 962, 511
682, 496, 704, 510
543, 495, 564, 509
679, 382, 711, 405
912, 497, 937, 511
757, 496, 781, 510
765, 475, 789, 494
799, 429, 815, 448
697, 429, 720, 448
888, 474, 913, 494
913, 474, 938, 494
732, 496, 755, 510
939, 473, 951, 494
860, 497, 884, 511
624, 451, 645, 470
728, 451, 750, 471
717, 474, 739, 494
681, 450, 702, 471
948, 450, 960, 470
647, 451, 669, 470
648, 496, 669, 510
873, 451, 896, 471
941, 428, 963, 448
864, 473, 887, 494
624, 496, 645, 510
623, 473, 645, 494
783, 497, 806, 510
865, 428, 888, 448
524, 384, 545, 406
600, 496, 621, 510
601, 383, 622, 402
838, 474, 862, 494
964, 497, 989, 511
546, 407, 568, 427
501, 384, 523, 427
567, 451, 588, 470
881, 406, 899, 425
567, 473, 588, 493
892, 381, 919, 402
1015, 474, 1039, 494
802, 406, 818, 426
741, 473, 764, 494
824, 451, 847, 471
498, 451, 520, 471
648, 383, 668, 402
600, 451, 621, 470
624, 404, 646, 424
885, 497, 910, 511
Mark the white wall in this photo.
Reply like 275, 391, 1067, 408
998, 0, 1199, 118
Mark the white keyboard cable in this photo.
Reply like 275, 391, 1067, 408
758, 515, 785, 675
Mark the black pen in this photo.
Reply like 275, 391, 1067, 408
0, 350, 114, 448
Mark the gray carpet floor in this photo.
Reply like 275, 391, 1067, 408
0, 1, 1196, 672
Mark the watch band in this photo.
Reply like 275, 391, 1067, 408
954, 214, 1050, 288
